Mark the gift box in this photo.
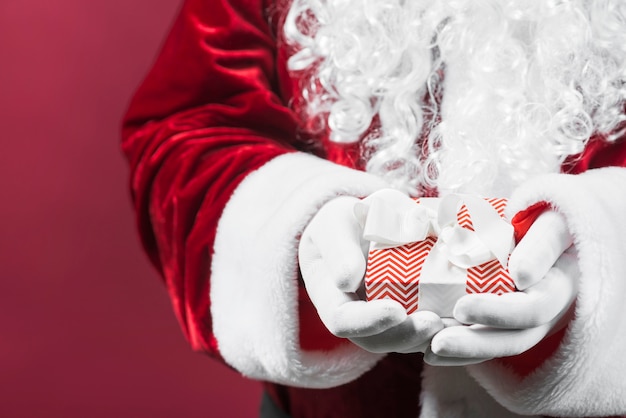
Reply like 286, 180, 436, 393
362, 194, 517, 317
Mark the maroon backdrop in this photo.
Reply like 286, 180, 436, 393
0, 0, 262, 416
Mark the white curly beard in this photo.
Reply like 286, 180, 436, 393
284, 0, 626, 197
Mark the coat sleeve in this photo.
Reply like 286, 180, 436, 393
121, 0, 388, 388
466, 137, 626, 417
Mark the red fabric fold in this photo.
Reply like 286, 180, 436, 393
121, 0, 299, 356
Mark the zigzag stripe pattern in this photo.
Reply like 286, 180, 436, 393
467, 259, 516, 294
365, 198, 516, 315
457, 197, 508, 230
365, 237, 436, 314
462, 198, 515, 294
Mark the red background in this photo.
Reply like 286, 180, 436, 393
0, 0, 262, 416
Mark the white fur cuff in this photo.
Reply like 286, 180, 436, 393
211, 152, 389, 388
468, 167, 626, 417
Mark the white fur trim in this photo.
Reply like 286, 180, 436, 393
419, 366, 536, 418
467, 167, 626, 416
211, 152, 389, 388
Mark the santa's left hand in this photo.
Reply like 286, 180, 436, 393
425, 210, 580, 366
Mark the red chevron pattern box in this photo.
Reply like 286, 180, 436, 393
364, 198, 516, 317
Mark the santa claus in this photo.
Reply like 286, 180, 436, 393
122, 0, 626, 416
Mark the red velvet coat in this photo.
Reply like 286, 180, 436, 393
122, 0, 626, 416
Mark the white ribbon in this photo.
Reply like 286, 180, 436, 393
436, 194, 514, 269
354, 189, 440, 249
356, 190, 515, 317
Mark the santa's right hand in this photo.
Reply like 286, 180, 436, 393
298, 195, 444, 353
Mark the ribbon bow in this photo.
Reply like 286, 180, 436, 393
354, 189, 439, 247
355, 189, 514, 269
355, 190, 515, 316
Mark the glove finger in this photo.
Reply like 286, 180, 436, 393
299, 240, 407, 338
395, 317, 459, 354
454, 252, 579, 328
331, 299, 408, 338
423, 346, 492, 366
442, 318, 463, 328
430, 323, 552, 359
308, 196, 368, 293
509, 210, 573, 290
349, 310, 443, 353
396, 340, 430, 354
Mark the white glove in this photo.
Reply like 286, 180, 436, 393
299, 195, 444, 353
425, 210, 579, 366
